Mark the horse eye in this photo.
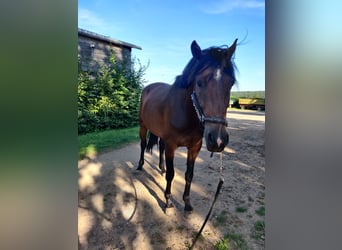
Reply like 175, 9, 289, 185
197, 80, 203, 87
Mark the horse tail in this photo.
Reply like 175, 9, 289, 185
146, 132, 159, 154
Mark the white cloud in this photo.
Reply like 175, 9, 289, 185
78, 9, 105, 27
78, 8, 123, 36
201, 0, 264, 14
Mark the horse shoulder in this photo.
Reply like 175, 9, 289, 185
167, 88, 196, 131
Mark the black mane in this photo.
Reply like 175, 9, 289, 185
173, 46, 237, 88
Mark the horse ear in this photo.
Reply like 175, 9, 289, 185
191, 40, 202, 59
227, 38, 238, 58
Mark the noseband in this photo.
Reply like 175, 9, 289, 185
191, 92, 228, 127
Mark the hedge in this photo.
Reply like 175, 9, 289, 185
78, 54, 148, 134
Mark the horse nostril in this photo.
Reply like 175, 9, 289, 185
208, 132, 214, 144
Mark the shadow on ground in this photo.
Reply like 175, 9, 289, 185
78, 110, 265, 249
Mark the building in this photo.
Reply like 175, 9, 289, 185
78, 28, 142, 72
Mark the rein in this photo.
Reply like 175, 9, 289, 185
190, 152, 225, 250
191, 92, 228, 127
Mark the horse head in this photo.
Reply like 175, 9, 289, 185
190, 39, 238, 152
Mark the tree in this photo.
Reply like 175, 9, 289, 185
78, 52, 148, 134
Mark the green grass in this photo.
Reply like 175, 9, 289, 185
214, 210, 229, 227
224, 233, 248, 250
235, 206, 248, 213
251, 220, 265, 241
78, 126, 140, 159
215, 233, 248, 250
254, 221, 265, 231
255, 206, 265, 217
231, 91, 265, 99
215, 237, 230, 250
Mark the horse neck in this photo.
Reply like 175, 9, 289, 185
168, 84, 199, 130
170, 83, 194, 109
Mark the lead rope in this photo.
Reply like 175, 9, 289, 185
190, 152, 224, 250
220, 152, 224, 182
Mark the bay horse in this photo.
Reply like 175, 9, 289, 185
137, 39, 238, 211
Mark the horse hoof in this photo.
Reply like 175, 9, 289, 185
136, 166, 143, 171
166, 203, 174, 209
184, 204, 193, 212
165, 201, 174, 209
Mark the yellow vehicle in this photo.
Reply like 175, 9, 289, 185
238, 98, 265, 110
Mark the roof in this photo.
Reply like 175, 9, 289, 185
78, 28, 142, 50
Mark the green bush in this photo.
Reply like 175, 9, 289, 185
78, 53, 148, 134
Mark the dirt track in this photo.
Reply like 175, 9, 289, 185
78, 109, 265, 249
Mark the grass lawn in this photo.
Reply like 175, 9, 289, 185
78, 126, 140, 159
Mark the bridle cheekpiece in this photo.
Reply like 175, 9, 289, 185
191, 92, 228, 127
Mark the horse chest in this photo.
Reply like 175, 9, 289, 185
171, 129, 202, 147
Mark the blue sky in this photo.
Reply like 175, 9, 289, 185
78, 0, 265, 91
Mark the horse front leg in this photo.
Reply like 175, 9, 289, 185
164, 144, 176, 208
137, 126, 147, 170
159, 138, 166, 174
183, 141, 202, 211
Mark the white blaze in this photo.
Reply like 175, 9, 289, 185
215, 68, 222, 82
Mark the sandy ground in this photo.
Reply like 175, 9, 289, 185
78, 109, 265, 250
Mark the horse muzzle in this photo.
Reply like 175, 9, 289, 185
204, 126, 229, 152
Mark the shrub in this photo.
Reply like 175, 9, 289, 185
78, 53, 148, 134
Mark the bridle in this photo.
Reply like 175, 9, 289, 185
191, 91, 228, 127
